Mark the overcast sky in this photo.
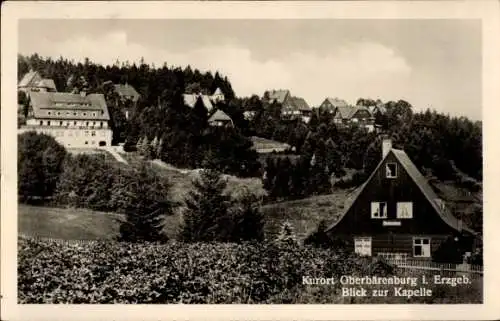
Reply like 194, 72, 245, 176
18, 19, 481, 120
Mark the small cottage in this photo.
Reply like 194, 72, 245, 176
208, 109, 233, 127
325, 138, 476, 260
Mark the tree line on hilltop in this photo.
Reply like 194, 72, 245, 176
18, 54, 482, 198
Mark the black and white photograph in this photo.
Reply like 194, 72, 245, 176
2, 1, 500, 320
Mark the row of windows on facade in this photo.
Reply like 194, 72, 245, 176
333, 118, 374, 124
354, 236, 431, 258
46, 110, 104, 117
39, 120, 106, 128
52, 130, 107, 137
53, 102, 93, 108
371, 201, 413, 219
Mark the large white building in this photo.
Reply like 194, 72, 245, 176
19, 91, 113, 148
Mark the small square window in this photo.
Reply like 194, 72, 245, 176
413, 237, 431, 257
48, 111, 51, 115
386, 163, 397, 178
74, 112, 77, 116
371, 202, 387, 219
397, 202, 413, 219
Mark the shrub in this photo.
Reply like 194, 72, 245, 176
117, 163, 173, 243
17, 237, 482, 304
181, 168, 231, 242
18, 132, 67, 202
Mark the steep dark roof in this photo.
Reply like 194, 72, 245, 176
265, 89, 290, 104
18, 70, 42, 87
37, 79, 57, 91
325, 148, 475, 234
183, 94, 214, 111
29, 92, 110, 121
291, 97, 311, 111
326, 97, 349, 108
114, 84, 140, 101
208, 109, 232, 122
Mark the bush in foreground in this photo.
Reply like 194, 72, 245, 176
18, 238, 482, 304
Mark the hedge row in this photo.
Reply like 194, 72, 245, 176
18, 238, 481, 304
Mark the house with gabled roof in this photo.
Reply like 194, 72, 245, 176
19, 90, 113, 148
264, 89, 291, 105
318, 97, 349, 114
325, 138, 476, 260
114, 83, 141, 103
263, 89, 311, 122
332, 105, 375, 132
211, 87, 225, 103
208, 109, 233, 127
18, 70, 57, 93
112, 83, 141, 120
183, 93, 215, 112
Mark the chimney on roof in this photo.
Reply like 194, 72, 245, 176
382, 136, 392, 158
80, 89, 87, 97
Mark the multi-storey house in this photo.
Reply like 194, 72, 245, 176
325, 138, 476, 260
19, 90, 113, 148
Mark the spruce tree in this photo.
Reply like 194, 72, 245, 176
181, 166, 231, 242
230, 190, 265, 242
117, 164, 172, 243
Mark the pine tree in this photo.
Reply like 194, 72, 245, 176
117, 164, 172, 243
181, 167, 231, 242
230, 190, 265, 242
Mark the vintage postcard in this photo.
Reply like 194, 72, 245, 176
2, 1, 500, 320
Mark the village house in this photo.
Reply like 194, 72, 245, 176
325, 138, 476, 260
18, 70, 57, 93
19, 90, 113, 148
332, 105, 375, 132
318, 97, 349, 114
183, 93, 214, 112
183, 87, 226, 113
211, 87, 225, 103
113, 83, 141, 120
208, 109, 233, 127
114, 83, 141, 103
263, 89, 311, 122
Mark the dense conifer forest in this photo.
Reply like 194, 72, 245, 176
18, 54, 482, 201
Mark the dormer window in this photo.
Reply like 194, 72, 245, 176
386, 163, 397, 178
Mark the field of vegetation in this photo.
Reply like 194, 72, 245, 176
18, 237, 482, 304
251, 136, 291, 153
261, 191, 349, 240
18, 205, 120, 240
